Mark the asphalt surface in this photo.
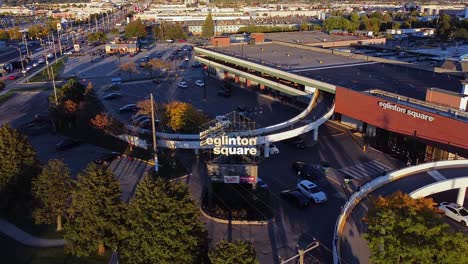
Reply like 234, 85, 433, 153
340, 167, 468, 264
1, 42, 411, 264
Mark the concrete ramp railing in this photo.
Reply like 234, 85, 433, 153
333, 159, 468, 264
156, 90, 319, 141
410, 177, 468, 199
156, 94, 334, 149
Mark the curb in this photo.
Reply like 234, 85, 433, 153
200, 207, 273, 225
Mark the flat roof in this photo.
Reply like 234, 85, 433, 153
205, 43, 463, 100
211, 43, 364, 70
263, 31, 367, 45
296, 63, 463, 100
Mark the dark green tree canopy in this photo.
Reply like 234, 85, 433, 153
202, 12, 215, 37
64, 163, 124, 257
124, 18, 147, 38
119, 176, 208, 264
0, 124, 38, 209
209, 240, 259, 264
364, 191, 468, 264
32, 159, 73, 231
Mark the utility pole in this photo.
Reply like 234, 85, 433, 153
57, 23, 63, 55
150, 93, 159, 173
51, 34, 58, 62
95, 16, 98, 32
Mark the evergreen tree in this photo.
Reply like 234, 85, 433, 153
0, 124, 38, 210
124, 18, 147, 38
32, 159, 73, 231
436, 14, 454, 40
64, 163, 124, 257
202, 12, 215, 37
119, 176, 208, 264
364, 191, 468, 264
209, 240, 259, 264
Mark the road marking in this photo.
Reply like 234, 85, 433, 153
339, 160, 393, 180
289, 62, 378, 73
427, 170, 447, 181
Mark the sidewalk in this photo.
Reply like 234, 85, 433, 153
0, 218, 65, 248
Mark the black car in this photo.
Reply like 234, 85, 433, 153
152, 78, 161, 84
103, 93, 123, 100
119, 104, 139, 113
56, 138, 82, 151
292, 161, 322, 179
94, 152, 121, 165
294, 139, 306, 149
192, 61, 202, 68
217, 89, 231, 97
280, 190, 310, 208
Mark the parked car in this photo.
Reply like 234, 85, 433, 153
257, 177, 268, 189
94, 152, 121, 165
139, 119, 160, 129
9, 75, 16, 80
438, 202, 468, 226
297, 180, 327, 203
192, 61, 202, 68
280, 190, 310, 208
292, 161, 322, 179
103, 93, 123, 100
195, 80, 204, 87
130, 113, 147, 121
217, 89, 230, 97
119, 104, 138, 113
133, 116, 150, 125
56, 138, 82, 151
152, 78, 161, 84
178, 81, 188, 88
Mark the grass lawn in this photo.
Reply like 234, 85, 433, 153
0, 234, 108, 264
0, 91, 15, 106
29, 57, 67, 83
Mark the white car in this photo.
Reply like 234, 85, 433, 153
195, 80, 204, 87
46, 53, 54, 59
297, 180, 327, 203
178, 81, 188, 88
215, 115, 231, 126
438, 202, 468, 226
269, 144, 280, 155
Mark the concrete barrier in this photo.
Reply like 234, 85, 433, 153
333, 159, 468, 264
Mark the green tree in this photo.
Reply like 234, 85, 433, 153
32, 159, 73, 231
64, 163, 124, 257
453, 28, 468, 41
119, 176, 208, 264
166, 24, 187, 40
209, 240, 259, 264
87, 31, 107, 43
202, 12, 215, 37
300, 22, 309, 31
0, 29, 9, 40
124, 18, 147, 38
0, 125, 38, 210
364, 191, 468, 264
28, 24, 49, 39
436, 14, 453, 40
8, 27, 22, 40
152, 24, 162, 39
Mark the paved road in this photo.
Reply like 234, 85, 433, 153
340, 167, 468, 264
0, 218, 64, 248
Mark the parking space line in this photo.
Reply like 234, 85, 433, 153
427, 170, 447, 182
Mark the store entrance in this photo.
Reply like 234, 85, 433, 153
371, 128, 426, 165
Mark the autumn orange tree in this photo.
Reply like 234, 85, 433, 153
90, 113, 124, 135
164, 101, 207, 133
364, 191, 468, 264
119, 62, 138, 80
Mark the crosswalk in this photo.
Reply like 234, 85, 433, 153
339, 160, 394, 180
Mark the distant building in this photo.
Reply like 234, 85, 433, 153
105, 37, 139, 54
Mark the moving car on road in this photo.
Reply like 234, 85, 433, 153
257, 178, 268, 189
280, 189, 310, 209
178, 81, 188, 88
215, 115, 231, 126
195, 80, 204, 87
438, 202, 468, 226
292, 161, 322, 179
94, 152, 121, 166
297, 180, 327, 203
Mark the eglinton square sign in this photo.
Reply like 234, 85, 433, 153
204, 136, 258, 155
378, 101, 435, 122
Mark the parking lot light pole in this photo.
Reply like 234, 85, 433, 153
150, 93, 159, 173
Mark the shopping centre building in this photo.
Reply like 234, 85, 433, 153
194, 33, 468, 164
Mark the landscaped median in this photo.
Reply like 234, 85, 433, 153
28, 57, 67, 83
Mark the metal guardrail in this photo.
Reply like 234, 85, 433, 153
368, 89, 468, 121
332, 159, 468, 264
